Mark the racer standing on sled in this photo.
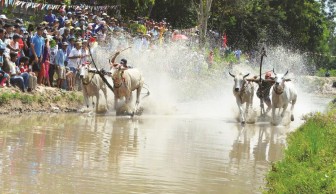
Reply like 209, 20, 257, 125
110, 50, 132, 69
248, 71, 275, 113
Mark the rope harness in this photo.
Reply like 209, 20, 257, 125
81, 71, 95, 85
273, 84, 284, 95
112, 71, 125, 89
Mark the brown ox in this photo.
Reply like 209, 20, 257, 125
111, 65, 144, 115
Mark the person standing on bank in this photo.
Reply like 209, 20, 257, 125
67, 41, 82, 90
30, 26, 45, 85
55, 42, 68, 89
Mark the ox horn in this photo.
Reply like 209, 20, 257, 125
229, 72, 235, 78
273, 68, 277, 75
243, 73, 250, 79
283, 70, 289, 77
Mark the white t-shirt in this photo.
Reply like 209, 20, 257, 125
68, 47, 81, 68
80, 48, 89, 65
4, 39, 15, 58
9, 60, 18, 75
49, 45, 58, 65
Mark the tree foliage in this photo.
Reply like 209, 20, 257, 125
150, 0, 197, 28
95, 0, 335, 69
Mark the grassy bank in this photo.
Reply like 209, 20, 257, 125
0, 87, 83, 114
264, 101, 336, 193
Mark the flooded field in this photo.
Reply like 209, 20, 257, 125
0, 93, 331, 194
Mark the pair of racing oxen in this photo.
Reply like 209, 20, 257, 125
229, 70, 297, 124
78, 61, 145, 115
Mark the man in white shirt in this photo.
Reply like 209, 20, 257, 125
67, 41, 82, 90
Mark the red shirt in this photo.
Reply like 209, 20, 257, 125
18, 38, 24, 49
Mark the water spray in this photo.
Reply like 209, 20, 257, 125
109, 47, 132, 64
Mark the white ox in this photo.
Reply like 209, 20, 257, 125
111, 65, 144, 115
229, 72, 254, 124
271, 70, 297, 122
79, 65, 108, 112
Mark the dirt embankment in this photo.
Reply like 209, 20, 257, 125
0, 76, 335, 115
0, 86, 83, 115
298, 76, 336, 95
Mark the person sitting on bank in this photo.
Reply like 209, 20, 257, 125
8, 52, 26, 92
18, 56, 37, 92
0, 44, 9, 87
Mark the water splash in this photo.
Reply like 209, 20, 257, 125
89, 41, 329, 122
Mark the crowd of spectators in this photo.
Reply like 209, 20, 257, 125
0, 6, 180, 92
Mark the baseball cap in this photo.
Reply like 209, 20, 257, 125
120, 59, 127, 65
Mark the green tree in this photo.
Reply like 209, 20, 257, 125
150, 0, 197, 28
99, 0, 155, 19
196, 0, 214, 47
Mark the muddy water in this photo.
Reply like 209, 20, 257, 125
0, 95, 331, 194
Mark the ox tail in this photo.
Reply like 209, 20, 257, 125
141, 83, 150, 100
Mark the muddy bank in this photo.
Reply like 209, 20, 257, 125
0, 86, 83, 114
299, 76, 336, 95
0, 76, 335, 115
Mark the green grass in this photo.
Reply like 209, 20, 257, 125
0, 92, 41, 105
67, 92, 83, 102
264, 105, 336, 193
0, 91, 83, 105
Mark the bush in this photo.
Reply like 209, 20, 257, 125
316, 68, 336, 77
129, 23, 147, 35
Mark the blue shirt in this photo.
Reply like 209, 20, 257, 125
58, 16, 68, 28
44, 14, 56, 25
55, 49, 67, 67
30, 35, 45, 58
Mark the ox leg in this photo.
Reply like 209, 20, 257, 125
245, 102, 251, 114
114, 97, 118, 110
96, 94, 100, 112
91, 97, 95, 108
124, 95, 135, 117
102, 87, 108, 109
135, 87, 142, 112
236, 99, 245, 124
281, 104, 288, 118
272, 106, 276, 123
83, 90, 89, 108
290, 99, 297, 121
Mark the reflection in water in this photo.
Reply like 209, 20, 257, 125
0, 114, 297, 193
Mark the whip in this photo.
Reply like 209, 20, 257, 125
87, 42, 114, 93
259, 47, 267, 116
